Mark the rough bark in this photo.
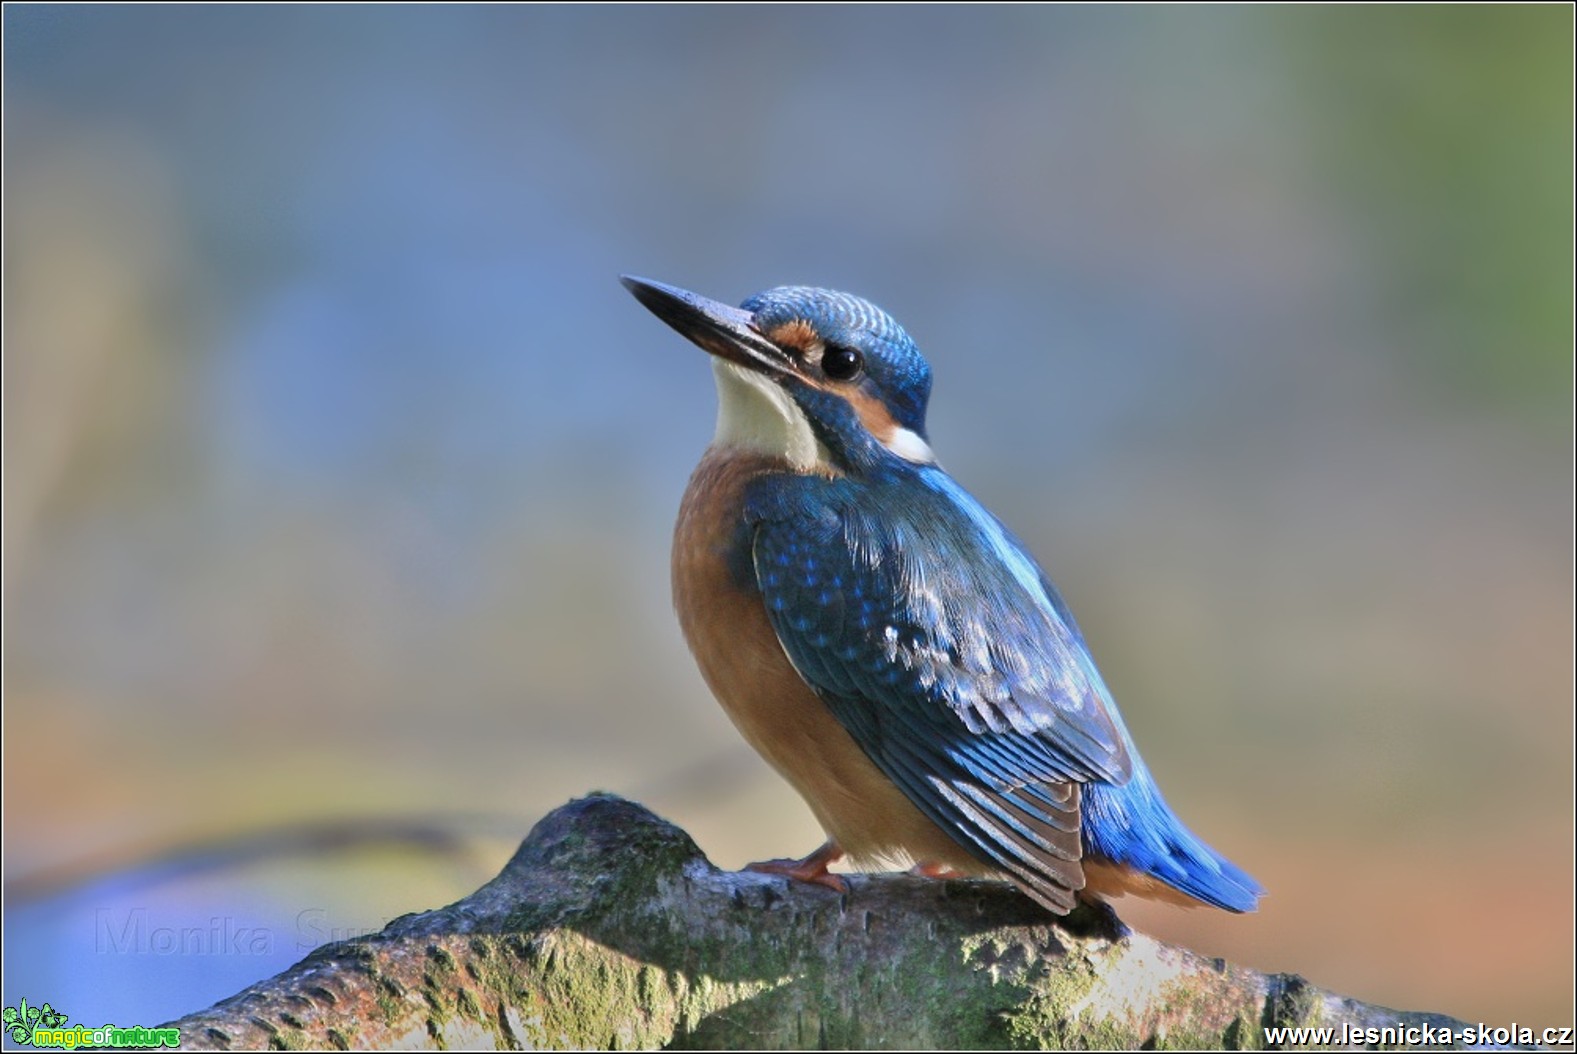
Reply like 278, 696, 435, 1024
163, 794, 1478, 1050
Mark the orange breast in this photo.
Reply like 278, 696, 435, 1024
671, 449, 989, 872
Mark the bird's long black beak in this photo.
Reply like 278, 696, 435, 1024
620, 276, 793, 378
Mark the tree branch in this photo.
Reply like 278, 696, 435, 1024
163, 794, 1476, 1049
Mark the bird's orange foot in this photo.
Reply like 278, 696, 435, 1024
745, 840, 848, 893
909, 860, 971, 880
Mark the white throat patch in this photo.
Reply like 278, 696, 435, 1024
709, 359, 936, 469
710, 360, 829, 471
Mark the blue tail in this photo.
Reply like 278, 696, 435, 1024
1082, 751, 1263, 913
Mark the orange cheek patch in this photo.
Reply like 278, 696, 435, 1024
846, 389, 935, 463
766, 319, 823, 355
847, 390, 901, 445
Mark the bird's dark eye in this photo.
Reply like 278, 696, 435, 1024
822, 344, 864, 381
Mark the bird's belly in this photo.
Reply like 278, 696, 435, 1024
672, 450, 985, 872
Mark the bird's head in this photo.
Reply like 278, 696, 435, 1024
622, 276, 935, 474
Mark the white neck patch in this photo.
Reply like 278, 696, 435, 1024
884, 426, 935, 465
710, 360, 830, 471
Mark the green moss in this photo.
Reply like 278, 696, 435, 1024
1007, 952, 1142, 1048
449, 986, 480, 1026
1221, 1012, 1262, 1050
501, 901, 560, 934
372, 976, 405, 1028
1264, 974, 1324, 1034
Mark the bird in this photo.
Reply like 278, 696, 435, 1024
621, 275, 1262, 916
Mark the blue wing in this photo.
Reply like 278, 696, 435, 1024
744, 466, 1133, 911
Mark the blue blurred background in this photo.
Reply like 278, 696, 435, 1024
4, 4, 1571, 1035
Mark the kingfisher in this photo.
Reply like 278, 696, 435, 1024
622, 275, 1262, 916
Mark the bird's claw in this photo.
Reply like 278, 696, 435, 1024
744, 841, 848, 892
909, 860, 971, 880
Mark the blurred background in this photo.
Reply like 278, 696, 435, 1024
4, 5, 1571, 1036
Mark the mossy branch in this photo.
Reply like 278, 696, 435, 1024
163, 794, 1475, 1050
